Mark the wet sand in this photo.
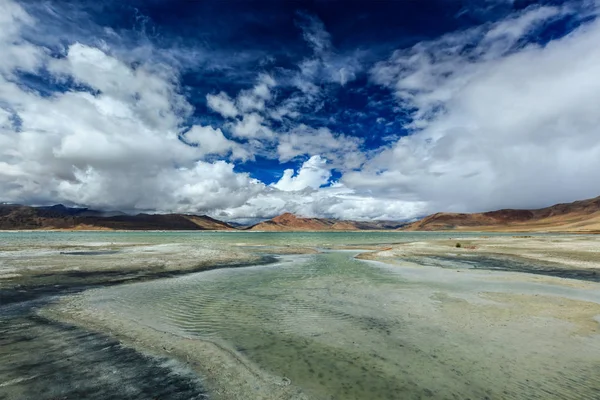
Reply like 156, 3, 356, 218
2, 233, 600, 399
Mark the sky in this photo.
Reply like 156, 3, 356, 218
1, 0, 600, 222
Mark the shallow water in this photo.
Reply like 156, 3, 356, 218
403, 254, 600, 282
2, 232, 600, 400
0, 229, 541, 249
78, 251, 600, 400
0, 304, 207, 400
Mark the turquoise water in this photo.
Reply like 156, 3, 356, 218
0, 230, 544, 248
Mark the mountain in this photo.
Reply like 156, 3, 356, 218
0, 204, 233, 230
36, 204, 127, 217
248, 213, 404, 231
402, 196, 600, 232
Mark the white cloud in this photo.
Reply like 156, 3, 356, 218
236, 73, 276, 112
272, 155, 331, 191
3, 0, 600, 223
49, 42, 192, 131
206, 91, 239, 118
184, 125, 250, 160
57, 160, 263, 213
296, 11, 331, 55
363, 4, 600, 213
230, 113, 274, 139
370, 5, 569, 127
0, 0, 44, 73
295, 12, 362, 87
209, 74, 277, 145
219, 182, 427, 222
277, 125, 364, 169
0, 1, 262, 214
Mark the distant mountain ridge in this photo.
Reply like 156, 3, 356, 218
402, 196, 600, 232
0, 205, 402, 231
0, 204, 233, 231
8, 197, 599, 232
248, 212, 404, 231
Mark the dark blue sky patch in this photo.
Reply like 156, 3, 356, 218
234, 155, 299, 184
13, 70, 101, 98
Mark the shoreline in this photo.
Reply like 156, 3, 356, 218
3, 232, 600, 399
0, 254, 280, 306
357, 234, 600, 270
44, 256, 316, 400
47, 245, 600, 400
2, 228, 598, 233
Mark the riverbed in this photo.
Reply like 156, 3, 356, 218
1, 232, 599, 399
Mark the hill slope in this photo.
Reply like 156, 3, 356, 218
249, 213, 403, 231
403, 196, 600, 232
0, 204, 233, 230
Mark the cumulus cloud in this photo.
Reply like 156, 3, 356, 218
218, 182, 427, 222
183, 125, 250, 160
364, 4, 600, 213
277, 125, 364, 169
2, 0, 600, 223
56, 160, 263, 213
0, 1, 262, 213
0, 0, 44, 73
207, 74, 276, 119
370, 5, 570, 127
272, 155, 331, 191
236, 74, 276, 112
208, 74, 278, 148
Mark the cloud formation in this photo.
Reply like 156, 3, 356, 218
272, 155, 331, 191
364, 3, 600, 212
1, 0, 599, 222
0, 1, 262, 213
206, 92, 238, 118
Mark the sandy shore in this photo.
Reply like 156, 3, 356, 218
356, 234, 600, 269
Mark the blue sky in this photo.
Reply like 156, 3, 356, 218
1, 0, 599, 221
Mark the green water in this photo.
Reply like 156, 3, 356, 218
0, 230, 531, 248
79, 249, 600, 400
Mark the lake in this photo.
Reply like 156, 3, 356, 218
1, 232, 599, 399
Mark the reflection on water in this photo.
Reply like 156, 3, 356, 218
80, 252, 600, 400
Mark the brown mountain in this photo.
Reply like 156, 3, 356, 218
402, 196, 600, 232
0, 204, 233, 230
248, 213, 404, 231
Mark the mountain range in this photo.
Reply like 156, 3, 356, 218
403, 195, 600, 233
0, 204, 233, 231
0, 204, 401, 231
247, 213, 404, 231
2, 195, 600, 232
